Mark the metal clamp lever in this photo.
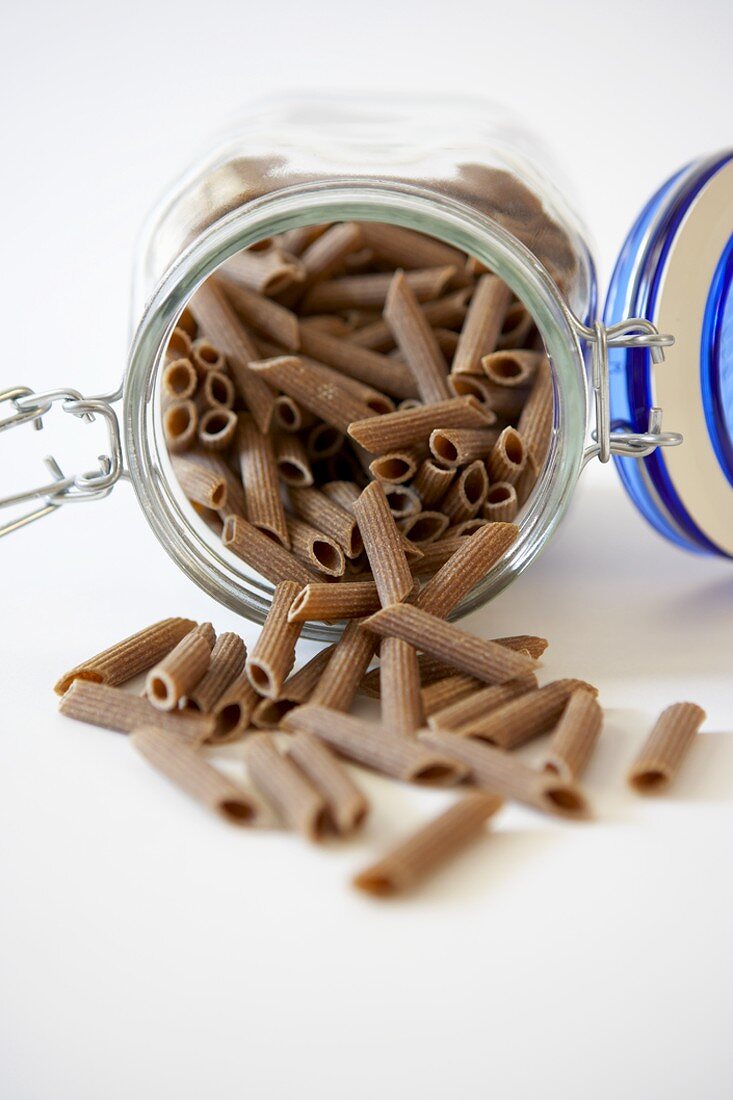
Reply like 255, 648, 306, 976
0, 386, 123, 538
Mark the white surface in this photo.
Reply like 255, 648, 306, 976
1, 2, 732, 1098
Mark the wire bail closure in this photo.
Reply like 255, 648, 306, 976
0, 386, 123, 537
576, 317, 682, 466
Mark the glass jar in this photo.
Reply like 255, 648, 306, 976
4, 94, 728, 638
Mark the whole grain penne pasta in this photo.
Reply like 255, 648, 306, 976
421, 287, 473, 329
201, 369, 235, 409
286, 516, 346, 578
244, 733, 328, 840
364, 603, 537, 685
198, 407, 238, 451
353, 481, 413, 607
54, 617, 197, 696
286, 732, 368, 835
249, 355, 374, 432
409, 536, 466, 575
59, 680, 214, 743
131, 725, 263, 825
287, 581, 386, 623
288, 485, 362, 558
455, 678, 598, 748
299, 325, 417, 400
412, 458, 456, 507
379, 636, 424, 734
273, 430, 313, 487
301, 314, 356, 337
303, 265, 455, 313
222, 515, 320, 586
236, 412, 290, 546
540, 689, 603, 781
439, 460, 489, 524
428, 673, 538, 731
517, 357, 554, 466
347, 315, 398, 351
493, 634, 549, 659
416, 521, 519, 617
354, 791, 503, 896
348, 396, 494, 452
483, 482, 518, 521
433, 327, 460, 357
209, 671, 260, 743
171, 450, 228, 510
515, 452, 540, 508
145, 623, 215, 711
166, 327, 192, 362
223, 246, 305, 296
298, 221, 364, 283
497, 300, 534, 349
309, 620, 378, 711
279, 224, 329, 256
399, 511, 450, 545
384, 270, 452, 404
176, 306, 197, 338
368, 449, 422, 485
447, 518, 489, 538
246, 581, 303, 698
627, 702, 706, 793
252, 645, 336, 728
164, 400, 198, 454
429, 427, 499, 468
384, 485, 421, 519
162, 358, 197, 403
305, 423, 345, 460
190, 338, 226, 377
189, 280, 275, 432
283, 705, 466, 786
421, 673, 481, 716
216, 463, 248, 521
219, 277, 300, 349
185, 631, 246, 713
449, 372, 528, 419
320, 480, 361, 513
452, 274, 513, 375
481, 349, 541, 388
272, 394, 316, 433
419, 730, 590, 819
487, 427, 527, 485
360, 222, 466, 271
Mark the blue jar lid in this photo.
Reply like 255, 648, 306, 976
604, 150, 733, 557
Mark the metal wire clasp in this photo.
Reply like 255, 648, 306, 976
0, 386, 123, 537
575, 318, 683, 466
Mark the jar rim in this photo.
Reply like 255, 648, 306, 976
125, 180, 588, 636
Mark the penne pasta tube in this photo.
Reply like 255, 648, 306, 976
198, 407, 238, 451
166, 327, 192, 362
171, 450, 228, 509
209, 671, 260, 743
364, 603, 537, 685
299, 325, 417, 400
320, 480, 361, 513
541, 689, 603, 781
439, 460, 489, 524
419, 731, 590, 820
447, 518, 488, 538
399, 511, 450, 545
452, 274, 513, 375
298, 222, 364, 283
385, 485, 422, 520
483, 482, 518, 522
162, 358, 197, 403
348, 396, 495, 452
131, 725, 263, 825
487, 427, 528, 485
481, 349, 542, 388
223, 246, 305, 296
515, 451, 541, 508
282, 705, 466, 786
286, 516, 346, 578
412, 458, 456, 507
379, 636, 424, 734
517, 357, 554, 467
305, 423, 345, 460
59, 680, 214, 743
416, 521, 519, 617
273, 430, 313, 487
285, 732, 368, 835
218, 277, 300, 350
421, 287, 473, 329
279, 224, 329, 256
429, 427, 499, 468
422, 673, 481, 716
455, 678, 598, 748
252, 645, 336, 728
384, 270, 452, 404
246, 581, 303, 698
368, 449, 423, 485
494, 635, 549, 659
309, 620, 379, 711
288, 485, 362, 558
353, 791, 503, 896
419, 640, 544, 715
353, 481, 413, 607
360, 222, 466, 271
627, 702, 706, 793
185, 632, 246, 713
244, 733, 328, 840
303, 265, 455, 313
190, 338, 226, 377
201, 369, 235, 409
248, 355, 374, 432
497, 301, 534, 349
54, 617, 197, 696
163, 401, 198, 455
449, 372, 529, 419
215, 463, 248, 521
288, 582, 385, 623
145, 623, 215, 711
176, 306, 197, 338
189, 280, 275, 432
428, 673, 538, 731
272, 394, 316, 433
409, 536, 466, 575
222, 515, 320, 586
237, 413, 290, 546
301, 314, 355, 337
433, 327, 460, 357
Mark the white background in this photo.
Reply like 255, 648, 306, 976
1, 2, 732, 1097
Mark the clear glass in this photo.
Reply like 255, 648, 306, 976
125, 94, 595, 638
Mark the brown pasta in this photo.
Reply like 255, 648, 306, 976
364, 603, 537, 685
449, 372, 528, 419
421, 673, 481, 716
286, 732, 368, 835
541, 689, 603, 781
379, 636, 424, 734
494, 635, 549, 659
497, 301, 534, 348
244, 733, 328, 840
383, 270, 452, 403
429, 427, 499, 468
219, 278, 300, 349
433, 328, 460, 357
439, 460, 489, 524
222, 515, 320, 586
428, 673, 538, 731
272, 394, 315, 433
454, 678, 599, 748
162, 358, 197, 402
252, 645, 336, 728
452, 274, 513, 375
481, 349, 541, 388
245, 581, 303, 698
166, 327, 192, 361
299, 325, 417, 400
54, 617, 197, 696
412, 458, 456, 507
236, 413, 289, 546
348, 396, 494, 452
298, 221, 364, 283
279, 224, 328, 256
360, 222, 466, 271
368, 449, 422, 485
447, 518, 488, 538
483, 482, 518, 521
59, 680, 214, 743
288, 582, 387, 623
354, 791, 503, 896
283, 705, 466, 786
353, 481, 413, 607
399, 511, 450, 545
306, 423, 345, 459
385, 485, 422, 520
190, 338, 226, 377
273, 430, 313, 487
185, 632, 246, 713
517, 357, 554, 467
288, 485, 362, 558
302, 265, 455, 313
170, 451, 228, 509
487, 427, 527, 485
249, 355, 374, 432
201, 369, 235, 409
409, 536, 466, 575
131, 725, 263, 826
309, 620, 379, 712
416, 521, 519, 618
627, 702, 706, 793
198, 407, 238, 451
286, 516, 346, 578
419, 730, 590, 820
223, 246, 305, 295
145, 623, 215, 711
320, 480, 361, 513
209, 671, 261, 743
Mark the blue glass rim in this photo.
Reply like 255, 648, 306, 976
701, 231, 733, 488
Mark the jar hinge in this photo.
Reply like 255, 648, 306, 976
0, 385, 125, 537
572, 318, 683, 467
